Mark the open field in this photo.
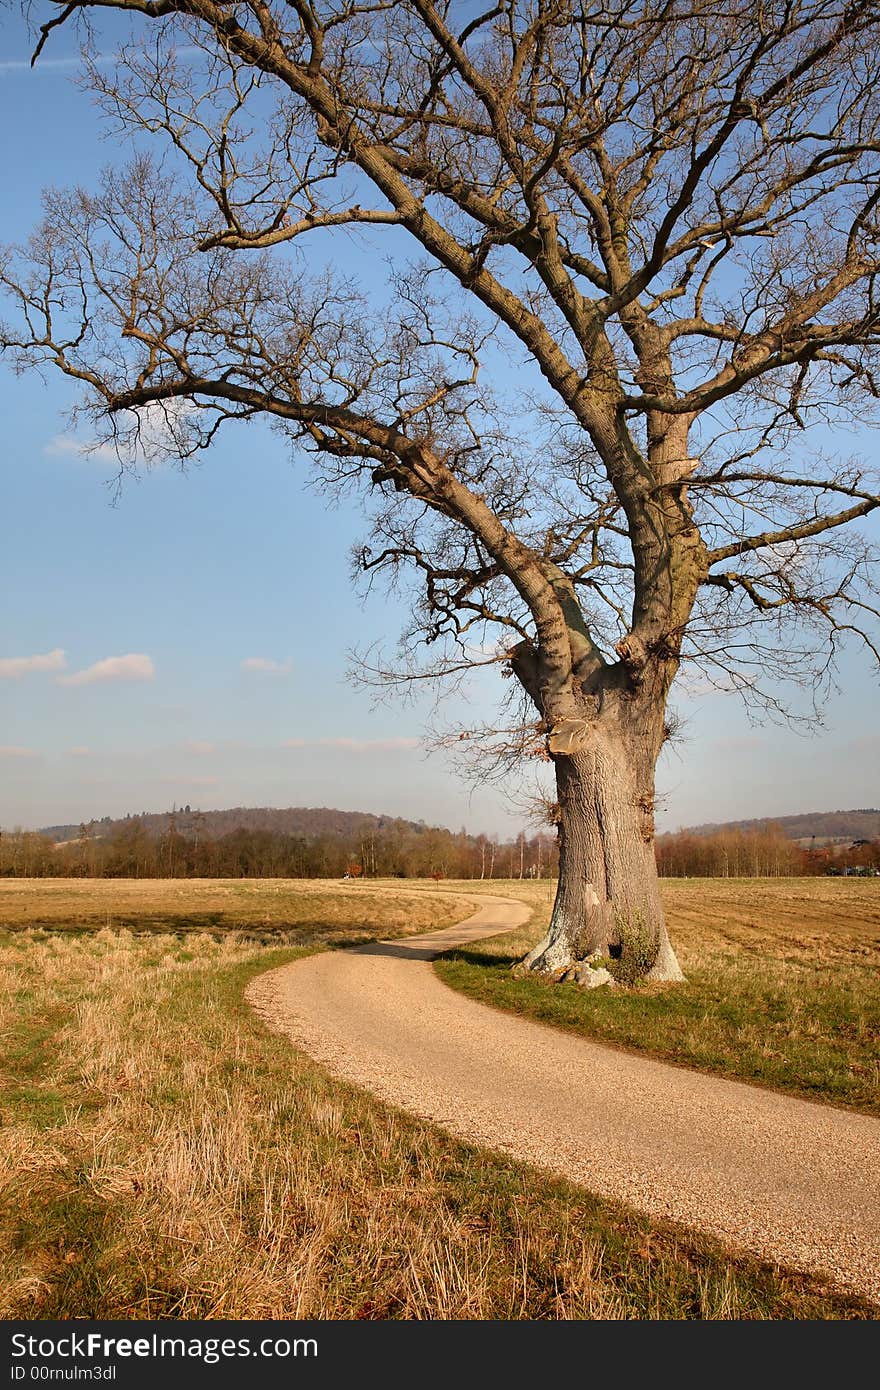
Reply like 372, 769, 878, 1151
1, 908, 872, 1320
436, 877, 880, 1115
0, 877, 470, 945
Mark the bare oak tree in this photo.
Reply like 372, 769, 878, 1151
4, 1, 880, 980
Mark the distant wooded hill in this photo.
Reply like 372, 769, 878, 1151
39, 804, 880, 847
15, 803, 552, 881
40, 805, 426, 844
680, 809, 880, 842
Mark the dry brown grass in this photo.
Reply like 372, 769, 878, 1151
2, 911, 869, 1320
661, 875, 880, 963
0, 877, 470, 944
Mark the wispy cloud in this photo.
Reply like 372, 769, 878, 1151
57, 654, 155, 687
711, 735, 765, 753
0, 55, 84, 74
160, 775, 219, 787
674, 671, 758, 699
183, 741, 216, 755
44, 434, 121, 464
241, 657, 293, 674
66, 746, 92, 757
45, 402, 192, 470
282, 737, 421, 752
1, 44, 203, 77
0, 745, 39, 759
0, 648, 66, 679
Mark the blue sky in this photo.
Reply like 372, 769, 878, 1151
1, 12, 878, 837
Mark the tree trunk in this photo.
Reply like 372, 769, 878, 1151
524, 724, 683, 984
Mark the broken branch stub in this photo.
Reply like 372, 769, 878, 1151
547, 718, 590, 755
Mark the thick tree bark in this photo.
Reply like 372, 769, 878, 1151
524, 714, 684, 984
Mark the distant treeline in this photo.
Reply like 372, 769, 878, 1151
0, 814, 558, 881
655, 824, 880, 877
3, 811, 879, 880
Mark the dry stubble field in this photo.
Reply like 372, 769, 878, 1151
0, 875, 876, 1320
0, 876, 468, 943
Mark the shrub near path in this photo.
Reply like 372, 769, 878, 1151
435, 877, 880, 1116
0, 881, 873, 1319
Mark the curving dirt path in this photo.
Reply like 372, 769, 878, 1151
247, 891, 880, 1303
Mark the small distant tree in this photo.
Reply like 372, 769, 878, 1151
160, 812, 184, 878
3, 2, 880, 978
76, 819, 101, 877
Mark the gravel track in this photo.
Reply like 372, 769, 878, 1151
247, 891, 880, 1303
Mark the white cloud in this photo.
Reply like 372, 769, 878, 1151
241, 657, 293, 674
463, 640, 507, 660
45, 401, 193, 469
184, 741, 216, 755
282, 737, 421, 752
0, 648, 66, 679
57, 654, 155, 687
0, 745, 39, 759
44, 435, 121, 464
66, 746, 92, 757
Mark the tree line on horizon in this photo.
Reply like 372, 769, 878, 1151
1, 816, 877, 880
655, 825, 879, 878
0, 814, 557, 882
